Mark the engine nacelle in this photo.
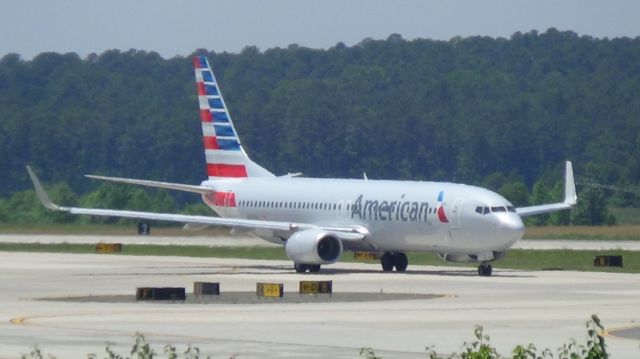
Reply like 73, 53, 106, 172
285, 229, 343, 265
439, 251, 505, 263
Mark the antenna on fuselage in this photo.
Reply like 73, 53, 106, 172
363, 172, 368, 181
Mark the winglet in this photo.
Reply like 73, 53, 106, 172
564, 161, 577, 206
25, 166, 63, 211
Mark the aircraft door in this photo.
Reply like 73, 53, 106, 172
449, 197, 464, 229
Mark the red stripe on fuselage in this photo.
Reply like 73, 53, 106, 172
207, 164, 248, 178
204, 191, 237, 207
437, 206, 449, 223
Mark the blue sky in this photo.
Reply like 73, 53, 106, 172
1, 0, 639, 59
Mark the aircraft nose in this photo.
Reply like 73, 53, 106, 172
496, 214, 525, 247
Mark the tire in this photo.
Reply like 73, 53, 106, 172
308, 264, 321, 273
393, 253, 408, 272
294, 263, 308, 273
478, 263, 493, 277
381, 253, 395, 272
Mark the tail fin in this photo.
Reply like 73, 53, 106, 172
193, 55, 273, 179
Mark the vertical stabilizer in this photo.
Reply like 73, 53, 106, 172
193, 56, 274, 179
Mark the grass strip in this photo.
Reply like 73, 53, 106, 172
0, 242, 638, 273
523, 225, 640, 241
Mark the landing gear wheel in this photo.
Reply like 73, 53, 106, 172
381, 253, 395, 272
294, 263, 308, 273
478, 262, 493, 277
308, 264, 321, 273
392, 253, 408, 272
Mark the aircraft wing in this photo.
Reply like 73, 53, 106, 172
27, 167, 367, 241
516, 161, 577, 217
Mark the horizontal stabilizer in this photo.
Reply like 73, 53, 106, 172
85, 174, 214, 194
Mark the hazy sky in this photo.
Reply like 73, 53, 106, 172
1, 0, 639, 59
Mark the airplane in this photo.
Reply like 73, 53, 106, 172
27, 55, 577, 276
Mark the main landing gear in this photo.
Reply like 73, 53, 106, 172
380, 252, 408, 272
294, 263, 321, 273
478, 262, 493, 277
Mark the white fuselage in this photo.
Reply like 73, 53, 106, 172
201, 177, 525, 256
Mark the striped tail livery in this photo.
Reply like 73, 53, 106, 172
193, 55, 273, 179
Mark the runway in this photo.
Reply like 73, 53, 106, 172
1, 234, 639, 250
1, 250, 639, 358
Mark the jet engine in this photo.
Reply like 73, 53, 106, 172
438, 251, 506, 263
285, 229, 343, 264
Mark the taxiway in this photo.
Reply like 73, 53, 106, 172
0, 249, 638, 358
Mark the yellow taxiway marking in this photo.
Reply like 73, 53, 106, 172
9, 317, 26, 325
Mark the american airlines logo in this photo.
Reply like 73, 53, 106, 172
350, 194, 434, 222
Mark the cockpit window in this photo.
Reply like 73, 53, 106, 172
475, 206, 493, 215
491, 206, 507, 212
507, 206, 516, 213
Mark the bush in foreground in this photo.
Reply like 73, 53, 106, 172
21, 316, 611, 359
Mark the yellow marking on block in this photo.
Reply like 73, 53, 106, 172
353, 252, 379, 261
257, 283, 283, 298
95, 243, 123, 253
299, 280, 332, 294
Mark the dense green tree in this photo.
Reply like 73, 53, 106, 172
498, 181, 529, 207
1, 30, 639, 223
548, 181, 571, 225
527, 180, 551, 226
571, 188, 609, 225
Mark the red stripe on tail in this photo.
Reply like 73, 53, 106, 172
196, 82, 206, 96
203, 136, 219, 150
200, 110, 212, 122
207, 164, 248, 178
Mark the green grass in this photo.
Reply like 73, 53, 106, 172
523, 225, 640, 240
0, 242, 638, 273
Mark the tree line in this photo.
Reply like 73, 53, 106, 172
1, 29, 638, 225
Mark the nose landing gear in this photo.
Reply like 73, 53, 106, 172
478, 262, 493, 276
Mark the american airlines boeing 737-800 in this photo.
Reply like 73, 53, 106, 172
27, 56, 577, 276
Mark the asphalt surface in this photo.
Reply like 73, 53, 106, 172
1, 250, 639, 358
1, 234, 640, 250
